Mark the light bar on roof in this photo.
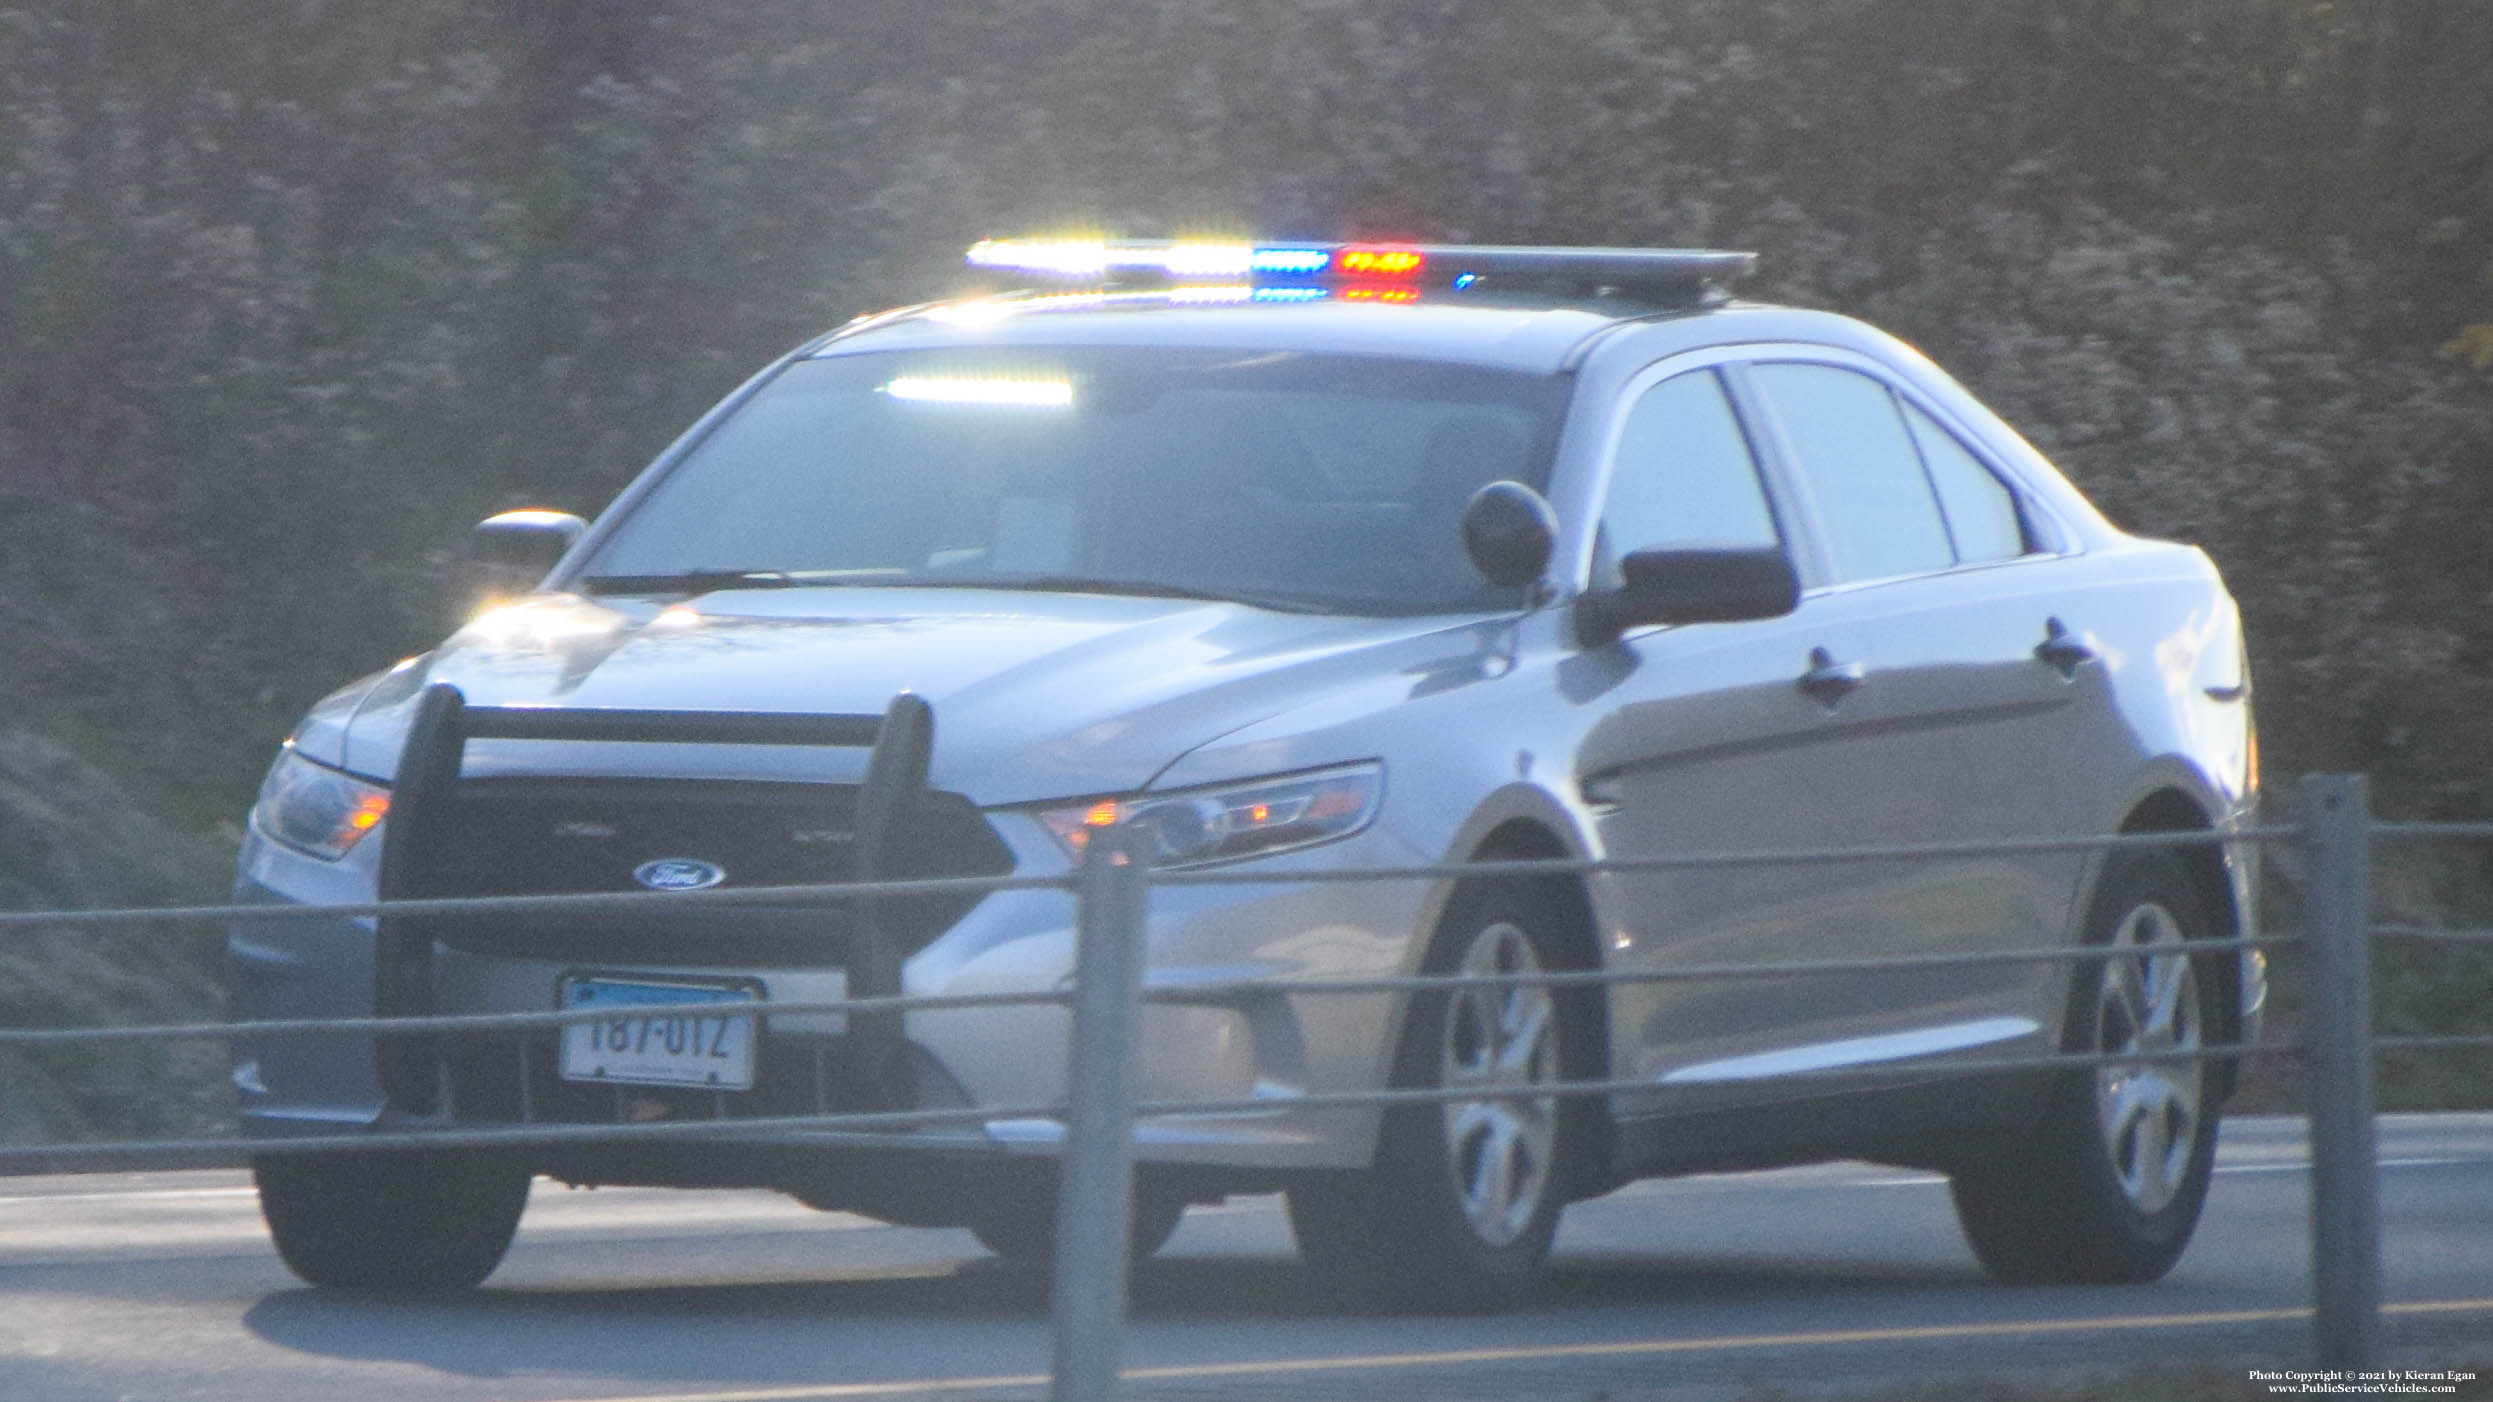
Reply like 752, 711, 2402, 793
965, 239, 1757, 293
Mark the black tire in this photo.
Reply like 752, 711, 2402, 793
1287, 878, 1595, 1312
255, 1150, 530, 1294
1950, 851, 2224, 1284
966, 1185, 1185, 1264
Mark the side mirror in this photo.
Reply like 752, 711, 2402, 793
1575, 547, 1799, 646
465, 508, 586, 611
1460, 481, 1558, 589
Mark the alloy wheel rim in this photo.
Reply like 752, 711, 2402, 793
1437, 920, 1558, 1247
2090, 900, 2204, 1215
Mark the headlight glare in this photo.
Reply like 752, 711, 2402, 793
1038, 763, 1382, 868
252, 748, 392, 860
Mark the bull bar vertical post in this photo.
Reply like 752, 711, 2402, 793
373, 681, 469, 1113
850, 692, 936, 1108
1049, 822, 1151, 1402
2301, 772, 2381, 1368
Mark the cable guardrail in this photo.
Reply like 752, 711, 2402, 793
0, 869, 1084, 932
2369, 821, 2493, 841
0, 1040, 2282, 1167
2373, 923, 2493, 944
2374, 1032, 2493, 1052
4, 777, 2488, 1393
0, 931, 2305, 1050
0, 824, 2291, 934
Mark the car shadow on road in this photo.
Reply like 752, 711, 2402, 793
1549, 1251, 1984, 1304
239, 1248, 1987, 1386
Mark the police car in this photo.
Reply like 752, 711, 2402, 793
232, 238, 2261, 1305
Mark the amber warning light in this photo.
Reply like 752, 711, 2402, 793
1335, 247, 1424, 276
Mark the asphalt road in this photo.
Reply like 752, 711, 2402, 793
4, 1115, 2490, 1402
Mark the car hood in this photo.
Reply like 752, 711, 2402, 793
312, 588, 1498, 806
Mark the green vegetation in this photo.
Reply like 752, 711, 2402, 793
2, 1, 2491, 1139
0, 728, 231, 1140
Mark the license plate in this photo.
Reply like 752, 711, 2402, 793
559, 977, 758, 1090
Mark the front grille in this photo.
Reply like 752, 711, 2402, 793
411, 777, 1014, 968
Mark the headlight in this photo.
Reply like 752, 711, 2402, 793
251, 747, 392, 860
1037, 763, 1382, 868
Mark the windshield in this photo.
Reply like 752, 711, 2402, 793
578, 346, 1570, 615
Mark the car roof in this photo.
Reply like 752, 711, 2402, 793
806, 290, 1706, 375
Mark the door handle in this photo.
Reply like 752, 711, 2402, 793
1796, 646, 1866, 704
2034, 617, 2096, 679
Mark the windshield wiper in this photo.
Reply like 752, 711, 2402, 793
880, 574, 1344, 614
577, 569, 824, 596
577, 568, 1344, 613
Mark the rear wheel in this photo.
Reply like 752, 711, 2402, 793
1950, 852, 2222, 1283
1288, 879, 1589, 1311
255, 1150, 530, 1294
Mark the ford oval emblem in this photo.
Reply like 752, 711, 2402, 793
633, 858, 726, 892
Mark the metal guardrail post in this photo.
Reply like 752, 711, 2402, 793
1050, 823, 1151, 1402
2301, 772, 2381, 1369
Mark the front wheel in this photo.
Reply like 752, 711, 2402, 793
1950, 851, 2223, 1283
255, 1150, 530, 1294
1288, 879, 1589, 1311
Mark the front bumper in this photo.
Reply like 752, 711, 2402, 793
227, 820, 1436, 1178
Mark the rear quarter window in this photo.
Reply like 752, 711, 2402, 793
1902, 400, 2032, 564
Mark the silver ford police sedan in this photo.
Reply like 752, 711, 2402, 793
230, 240, 2261, 1307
